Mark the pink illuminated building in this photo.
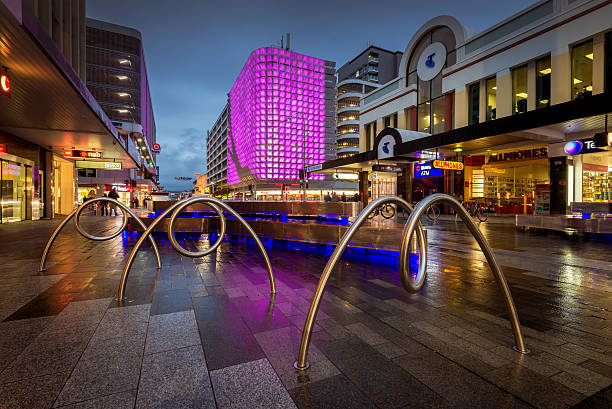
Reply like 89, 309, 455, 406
227, 47, 336, 188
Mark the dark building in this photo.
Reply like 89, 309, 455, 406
337, 46, 403, 84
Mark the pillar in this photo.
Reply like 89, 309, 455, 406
496, 69, 512, 119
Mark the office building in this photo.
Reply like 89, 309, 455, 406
336, 46, 402, 158
226, 46, 338, 200
206, 103, 229, 196
79, 18, 158, 205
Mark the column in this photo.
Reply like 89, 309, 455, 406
551, 47, 571, 104
592, 33, 605, 95
496, 69, 512, 118
527, 60, 536, 111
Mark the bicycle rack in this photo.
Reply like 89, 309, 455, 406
294, 193, 528, 371
118, 196, 276, 300
39, 198, 161, 272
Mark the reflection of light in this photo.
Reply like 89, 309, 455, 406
515, 92, 528, 99
568, 164, 574, 204
539, 68, 551, 75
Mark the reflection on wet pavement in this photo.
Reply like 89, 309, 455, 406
0, 215, 610, 408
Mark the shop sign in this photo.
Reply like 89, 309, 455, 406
75, 161, 122, 170
487, 147, 547, 163
0, 144, 6, 153
372, 164, 402, 173
414, 163, 443, 178
174, 176, 192, 181
64, 149, 102, 159
333, 173, 359, 180
433, 160, 463, 171
105, 184, 131, 192
377, 134, 396, 159
564, 138, 604, 155
1, 68, 10, 98
152, 143, 161, 154
306, 163, 322, 172
416, 42, 447, 81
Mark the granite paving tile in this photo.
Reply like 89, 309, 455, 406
144, 310, 200, 355
288, 374, 376, 409
0, 316, 54, 373
211, 358, 296, 409
150, 288, 193, 315
92, 304, 151, 340
0, 372, 69, 409
372, 341, 408, 359
58, 390, 137, 409
579, 359, 612, 379
551, 371, 602, 396
136, 345, 214, 409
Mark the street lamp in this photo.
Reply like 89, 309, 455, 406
283, 112, 307, 201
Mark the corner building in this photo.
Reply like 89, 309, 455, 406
227, 47, 336, 200
312, 0, 612, 214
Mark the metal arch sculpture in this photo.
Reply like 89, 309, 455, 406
118, 196, 276, 300
294, 193, 528, 371
294, 195, 428, 370
39, 198, 161, 272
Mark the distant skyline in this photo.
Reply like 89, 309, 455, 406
87, 0, 537, 191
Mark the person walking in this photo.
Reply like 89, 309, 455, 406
324, 192, 331, 202
100, 192, 109, 216
331, 191, 339, 202
341, 192, 346, 202
108, 188, 120, 216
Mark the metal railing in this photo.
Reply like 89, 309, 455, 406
294, 193, 528, 371
117, 196, 276, 300
39, 198, 161, 272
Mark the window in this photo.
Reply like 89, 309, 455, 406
392, 113, 398, 128
572, 40, 593, 99
77, 168, 96, 178
536, 56, 551, 109
468, 82, 479, 125
605, 31, 612, 93
485, 77, 497, 120
512, 65, 528, 114
432, 97, 446, 134
384, 116, 391, 128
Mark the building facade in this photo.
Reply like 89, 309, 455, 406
336, 46, 402, 158
79, 18, 158, 206
226, 46, 338, 200
311, 0, 612, 214
206, 102, 229, 196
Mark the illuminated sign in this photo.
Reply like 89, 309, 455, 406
105, 184, 131, 192
64, 149, 102, 159
306, 164, 323, 172
563, 138, 602, 155
417, 42, 446, 81
488, 147, 547, 163
152, 143, 161, 153
332, 173, 359, 180
564, 141, 582, 155
372, 164, 403, 173
414, 163, 443, 178
75, 161, 122, 170
1, 68, 10, 98
0, 144, 6, 153
433, 160, 463, 170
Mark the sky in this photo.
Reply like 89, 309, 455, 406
87, 0, 537, 191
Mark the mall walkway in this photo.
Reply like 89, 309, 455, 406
0, 215, 610, 408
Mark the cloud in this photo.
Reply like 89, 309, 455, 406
157, 127, 205, 191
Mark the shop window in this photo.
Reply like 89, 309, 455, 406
536, 56, 551, 109
572, 40, 593, 99
468, 82, 479, 125
418, 103, 430, 133
485, 77, 496, 120
432, 96, 446, 134
512, 65, 528, 114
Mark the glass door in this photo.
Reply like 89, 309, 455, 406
1, 160, 23, 222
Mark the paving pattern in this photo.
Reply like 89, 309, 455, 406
0, 214, 610, 408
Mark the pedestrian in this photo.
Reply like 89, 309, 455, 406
133, 197, 139, 208
108, 187, 120, 216
100, 193, 109, 216
86, 190, 96, 212
353, 193, 360, 202
331, 191, 339, 202
324, 192, 331, 202
341, 192, 346, 202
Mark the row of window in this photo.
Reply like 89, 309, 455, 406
468, 39, 594, 125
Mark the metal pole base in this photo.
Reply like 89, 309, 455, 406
294, 361, 309, 371
513, 345, 530, 354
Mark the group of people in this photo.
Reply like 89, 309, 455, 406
83, 188, 121, 216
323, 192, 360, 202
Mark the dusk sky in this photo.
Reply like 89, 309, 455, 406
87, 0, 537, 191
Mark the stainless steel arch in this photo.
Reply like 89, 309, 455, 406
294, 193, 528, 371
294, 195, 427, 370
118, 197, 276, 300
39, 198, 161, 272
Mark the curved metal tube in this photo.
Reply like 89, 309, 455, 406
39, 198, 161, 272
118, 197, 276, 299
294, 195, 427, 370
402, 194, 528, 353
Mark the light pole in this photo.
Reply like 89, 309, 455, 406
283, 112, 307, 201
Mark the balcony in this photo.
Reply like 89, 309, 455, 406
337, 91, 363, 100
337, 106, 359, 114
368, 56, 379, 64
338, 146, 360, 154
337, 119, 359, 127
366, 65, 379, 73
336, 133, 359, 141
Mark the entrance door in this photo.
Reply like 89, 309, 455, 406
1, 160, 23, 222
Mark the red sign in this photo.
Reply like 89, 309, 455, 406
152, 143, 161, 153
1, 68, 10, 98
433, 160, 464, 170
64, 149, 102, 158
105, 184, 131, 193
0, 144, 6, 153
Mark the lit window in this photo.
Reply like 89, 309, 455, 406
512, 65, 528, 114
571, 40, 593, 99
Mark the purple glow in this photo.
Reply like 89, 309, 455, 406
228, 47, 327, 185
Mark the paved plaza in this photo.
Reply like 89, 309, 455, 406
0, 215, 610, 408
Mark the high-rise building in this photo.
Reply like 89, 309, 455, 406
226, 46, 336, 199
335, 46, 402, 158
206, 102, 229, 195
79, 18, 158, 205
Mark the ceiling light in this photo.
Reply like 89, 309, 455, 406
516, 92, 528, 98
454, 147, 463, 152
539, 68, 551, 75
117, 92, 129, 97
117, 75, 128, 80
585, 53, 593, 60
492, 86, 497, 90
586, 85, 593, 92
491, 152, 498, 156
573, 78, 582, 84
119, 59, 130, 64
117, 109, 129, 113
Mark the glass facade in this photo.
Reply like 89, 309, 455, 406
512, 65, 528, 114
572, 40, 593, 99
485, 77, 496, 120
227, 47, 328, 184
468, 82, 479, 125
536, 56, 551, 109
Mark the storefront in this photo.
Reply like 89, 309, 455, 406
104, 184, 132, 207
0, 152, 40, 223
463, 146, 550, 214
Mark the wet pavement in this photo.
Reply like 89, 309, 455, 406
0, 214, 610, 408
